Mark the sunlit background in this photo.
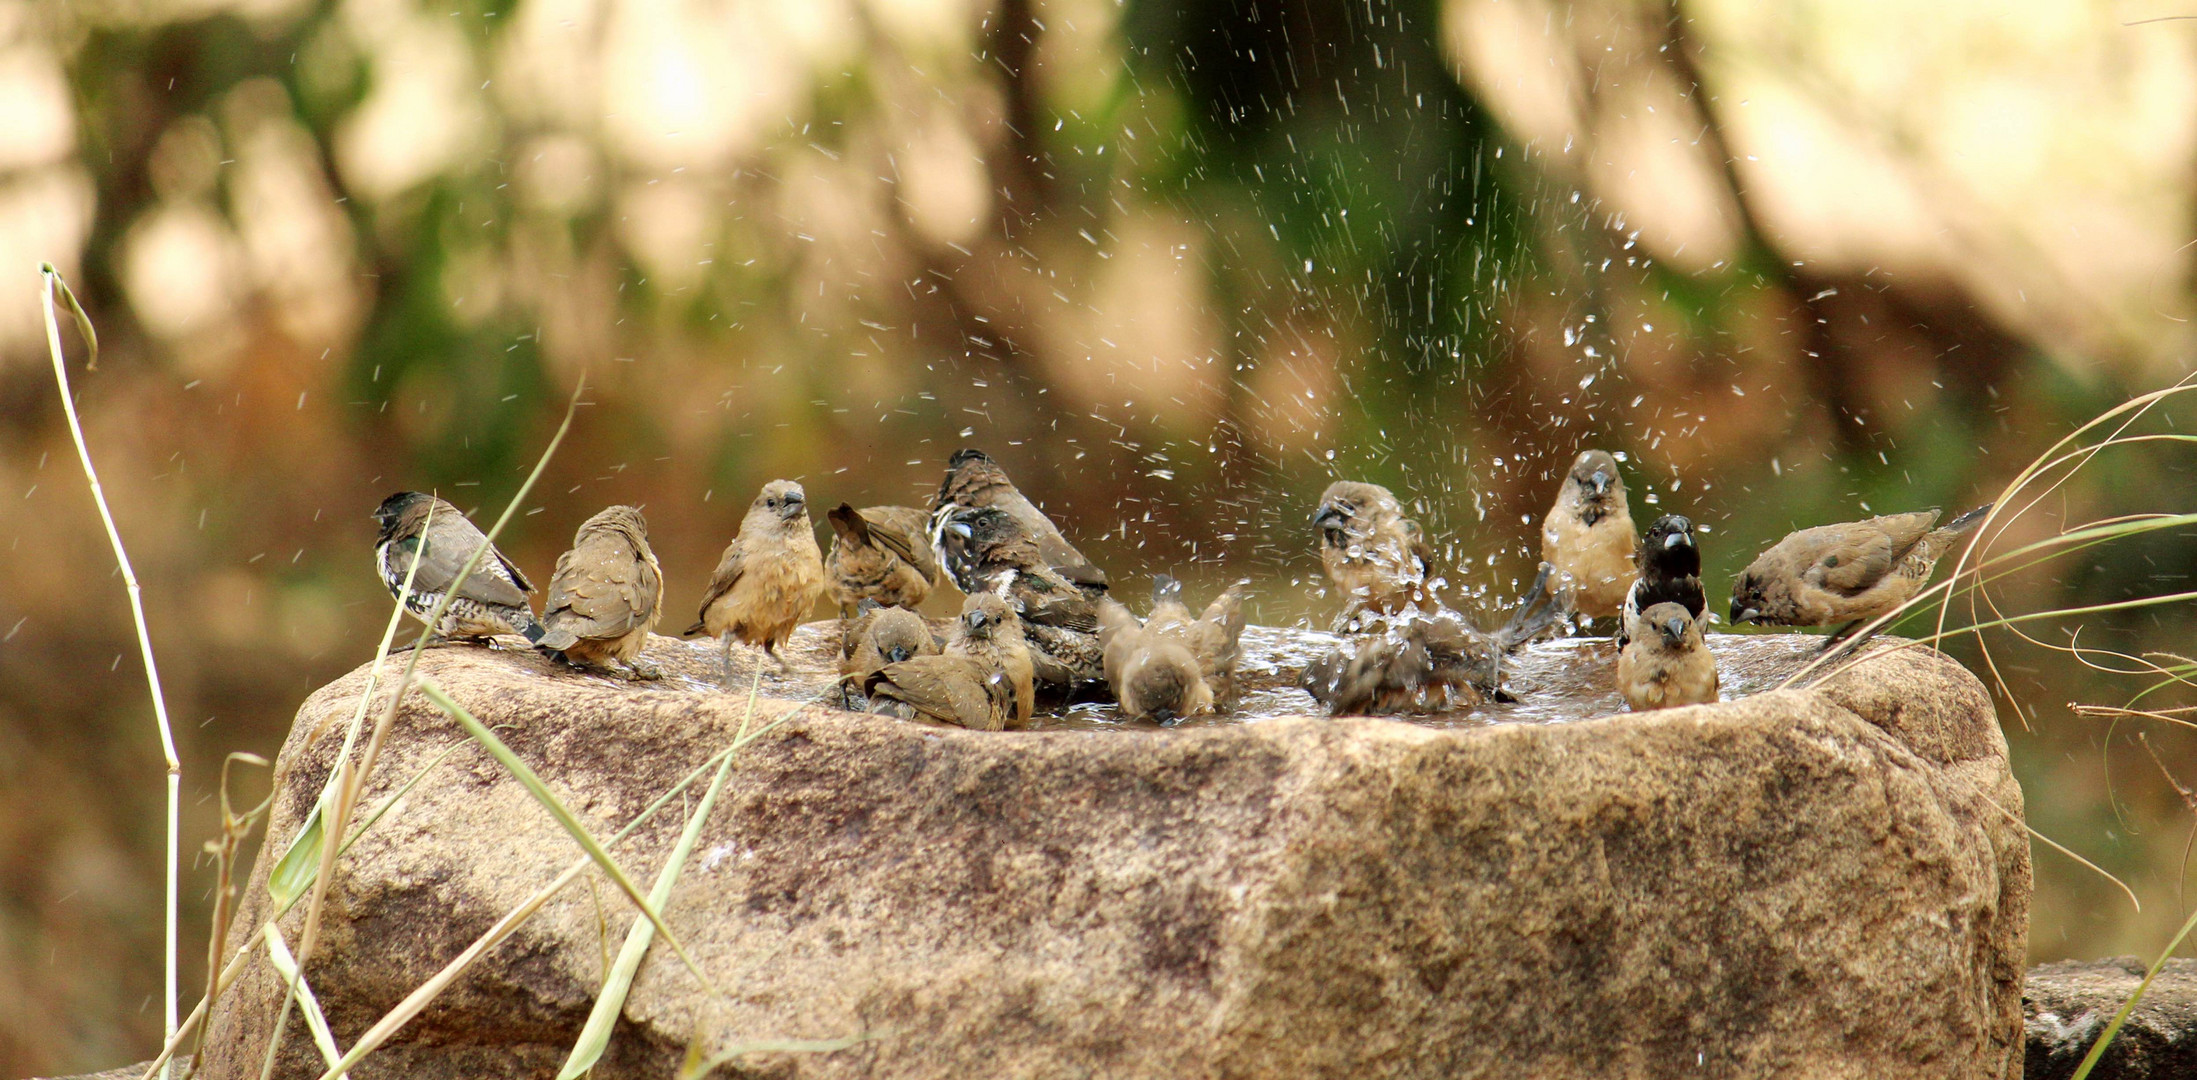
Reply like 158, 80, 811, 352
3, 0, 2196, 1071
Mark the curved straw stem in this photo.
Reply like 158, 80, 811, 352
40, 266, 180, 1079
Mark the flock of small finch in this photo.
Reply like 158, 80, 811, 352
370, 447, 1989, 730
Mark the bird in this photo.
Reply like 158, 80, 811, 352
840, 600, 941, 681
1729, 504, 1992, 646
824, 503, 940, 617
1096, 576, 1250, 724
935, 504, 1106, 694
928, 447, 1107, 591
1540, 449, 1636, 623
857, 593, 1035, 731
1300, 562, 1558, 716
684, 480, 827, 684
1314, 480, 1439, 630
1617, 601, 1719, 711
370, 491, 544, 646
535, 505, 663, 680
1619, 514, 1706, 647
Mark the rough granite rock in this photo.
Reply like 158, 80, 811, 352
2024, 958, 2197, 1079
192, 627, 2029, 1080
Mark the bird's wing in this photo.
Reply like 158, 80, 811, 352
1810, 524, 1906, 596
694, 540, 748, 616
417, 518, 531, 607
868, 657, 996, 729
548, 535, 652, 638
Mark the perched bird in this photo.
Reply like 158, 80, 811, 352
1619, 514, 1706, 646
685, 480, 827, 684
371, 491, 544, 645
929, 448, 1107, 591
1617, 602, 1718, 711
1301, 563, 1558, 716
1730, 504, 1992, 644
935, 504, 1106, 693
1314, 481, 1439, 629
840, 600, 941, 681
858, 593, 1035, 731
1096, 576, 1250, 724
535, 505, 663, 680
1540, 450, 1636, 622
824, 504, 940, 617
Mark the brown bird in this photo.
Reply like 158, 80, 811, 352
1729, 504, 1991, 645
1300, 563, 1557, 716
535, 505, 663, 680
840, 600, 941, 681
684, 480, 827, 684
929, 447, 1107, 590
1617, 601, 1718, 711
1314, 481, 1439, 630
371, 492, 543, 645
857, 593, 1035, 731
935, 504, 1106, 693
824, 504, 941, 617
1540, 450, 1636, 622
1096, 576, 1250, 724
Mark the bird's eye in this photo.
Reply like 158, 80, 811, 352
1824, 555, 1840, 568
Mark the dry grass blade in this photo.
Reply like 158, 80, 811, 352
271, 737, 472, 917
190, 754, 272, 1072
269, 502, 439, 910
40, 263, 180, 1079
414, 675, 718, 993
307, 705, 805, 1080
262, 926, 344, 1068
557, 673, 760, 1079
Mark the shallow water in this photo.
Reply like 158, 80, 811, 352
660, 621, 1830, 732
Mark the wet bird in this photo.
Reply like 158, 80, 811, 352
929, 447, 1107, 591
685, 480, 827, 684
371, 492, 543, 646
1617, 602, 1718, 711
824, 503, 940, 617
1300, 563, 1558, 716
840, 600, 941, 682
535, 505, 663, 680
1314, 480, 1439, 630
857, 593, 1035, 731
1541, 450, 1636, 623
1619, 514, 1706, 647
1730, 504, 1992, 645
935, 504, 1106, 693
1097, 576, 1250, 724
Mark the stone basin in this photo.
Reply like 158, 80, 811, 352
193, 623, 2029, 1079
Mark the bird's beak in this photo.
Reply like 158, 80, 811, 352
886, 645, 912, 664
779, 497, 805, 520
1589, 470, 1612, 497
1313, 504, 1345, 529
964, 610, 990, 633
1660, 617, 1687, 645
948, 520, 974, 539
1733, 606, 1759, 624
1665, 530, 1692, 549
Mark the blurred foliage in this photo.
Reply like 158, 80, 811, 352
0, 0, 2194, 1072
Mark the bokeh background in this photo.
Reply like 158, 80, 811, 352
3, 0, 2196, 1071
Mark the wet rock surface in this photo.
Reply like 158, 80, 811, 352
192, 623, 2028, 1079
2023, 958, 2197, 1079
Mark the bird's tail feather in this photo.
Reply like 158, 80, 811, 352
1495, 562, 1560, 652
1940, 502, 1993, 536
